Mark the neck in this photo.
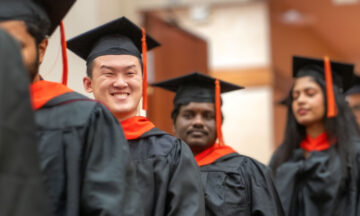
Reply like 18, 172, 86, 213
32, 73, 41, 83
306, 121, 325, 138
115, 110, 138, 122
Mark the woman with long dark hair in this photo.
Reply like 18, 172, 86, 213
270, 56, 360, 216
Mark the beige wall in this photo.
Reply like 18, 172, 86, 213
163, 1, 274, 163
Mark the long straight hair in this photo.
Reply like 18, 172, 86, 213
270, 76, 359, 178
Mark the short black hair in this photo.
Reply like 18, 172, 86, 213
25, 19, 50, 44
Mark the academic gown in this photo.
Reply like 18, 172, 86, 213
270, 146, 359, 216
196, 145, 284, 216
0, 29, 51, 216
121, 116, 205, 216
32, 81, 141, 216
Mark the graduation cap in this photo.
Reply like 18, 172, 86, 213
151, 72, 244, 146
67, 17, 160, 110
0, 0, 76, 36
293, 55, 354, 118
0, 0, 76, 85
345, 76, 360, 96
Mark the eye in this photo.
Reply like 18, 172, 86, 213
292, 91, 300, 100
182, 111, 194, 120
305, 88, 317, 97
203, 112, 215, 120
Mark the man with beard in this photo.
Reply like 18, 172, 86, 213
152, 72, 285, 216
0, 28, 51, 216
67, 17, 205, 216
0, 1, 141, 215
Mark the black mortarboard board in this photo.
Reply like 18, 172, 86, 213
293, 56, 354, 92
0, 0, 76, 35
345, 75, 360, 96
151, 72, 244, 106
67, 17, 160, 65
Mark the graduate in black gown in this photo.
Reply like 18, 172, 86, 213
269, 56, 360, 216
0, 1, 140, 215
67, 17, 205, 216
0, 28, 51, 216
152, 72, 285, 216
346, 76, 360, 130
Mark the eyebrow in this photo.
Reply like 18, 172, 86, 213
99, 64, 137, 70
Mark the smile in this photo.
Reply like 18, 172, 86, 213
111, 92, 130, 99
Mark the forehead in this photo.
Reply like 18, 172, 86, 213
0, 20, 30, 42
93, 54, 141, 68
346, 93, 360, 103
293, 76, 320, 90
180, 102, 215, 112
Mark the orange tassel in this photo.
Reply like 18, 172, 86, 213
141, 28, 148, 111
324, 56, 337, 118
60, 22, 68, 86
215, 79, 224, 146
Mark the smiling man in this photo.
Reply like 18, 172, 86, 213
152, 72, 285, 216
67, 17, 205, 216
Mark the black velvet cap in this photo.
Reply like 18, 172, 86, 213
67, 17, 160, 65
293, 56, 354, 92
151, 72, 244, 106
345, 76, 360, 96
0, 0, 76, 35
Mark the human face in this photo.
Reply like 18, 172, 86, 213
174, 102, 217, 154
346, 93, 360, 128
292, 76, 325, 126
83, 55, 142, 121
0, 20, 47, 81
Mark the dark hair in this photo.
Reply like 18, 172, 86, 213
25, 19, 50, 45
171, 102, 224, 125
270, 76, 359, 179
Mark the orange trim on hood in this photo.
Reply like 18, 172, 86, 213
120, 116, 155, 140
195, 143, 236, 167
30, 80, 73, 110
300, 132, 332, 152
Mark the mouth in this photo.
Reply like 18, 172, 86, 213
110, 92, 130, 100
187, 129, 208, 137
297, 108, 309, 115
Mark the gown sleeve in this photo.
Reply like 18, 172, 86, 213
81, 105, 142, 216
166, 140, 205, 216
244, 159, 285, 216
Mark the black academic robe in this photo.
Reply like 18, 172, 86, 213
270, 147, 359, 216
0, 29, 51, 216
35, 90, 141, 216
127, 127, 205, 216
200, 153, 284, 216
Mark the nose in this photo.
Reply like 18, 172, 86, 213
295, 93, 307, 105
113, 76, 127, 88
192, 114, 204, 128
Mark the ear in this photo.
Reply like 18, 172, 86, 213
83, 76, 93, 93
38, 38, 48, 65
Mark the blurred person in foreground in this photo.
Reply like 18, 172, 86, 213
0, 27, 51, 216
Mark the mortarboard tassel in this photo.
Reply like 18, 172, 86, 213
324, 56, 337, 118
215, 79, 225, 146
60, 21, 68, 86
141, 27, 148, 111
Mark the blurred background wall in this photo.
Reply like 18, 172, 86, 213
39, 0, 360, 164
